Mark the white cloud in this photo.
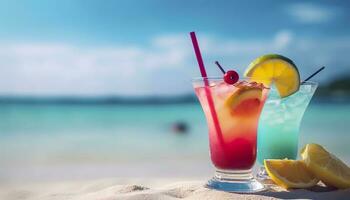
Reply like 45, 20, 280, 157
0, 36, 194, 96
286, 3, 339, 24
0, 31, 349, 96
274, 30, 293, 49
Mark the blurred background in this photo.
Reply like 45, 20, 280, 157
0, 0, 349, 184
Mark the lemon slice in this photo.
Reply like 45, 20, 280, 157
264, 159, 319, 189
244, 54, 300, 97
301, 143, 350, 189
225, 86, 262, 116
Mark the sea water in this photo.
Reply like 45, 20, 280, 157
0, 101, 349, 181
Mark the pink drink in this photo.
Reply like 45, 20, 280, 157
194, 79, 268, 170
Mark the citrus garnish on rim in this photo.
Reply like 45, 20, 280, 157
244, 54, 300, 98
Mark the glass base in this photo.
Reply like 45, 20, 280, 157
206, 169, 265, 193
256, 166, 270, 180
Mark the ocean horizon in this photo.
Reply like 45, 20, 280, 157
0, 94, 349, 105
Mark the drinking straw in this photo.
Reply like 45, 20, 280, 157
301, 66, 325, 84
190, 32, 224, 144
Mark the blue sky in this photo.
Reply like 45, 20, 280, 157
0, 0, 349, 96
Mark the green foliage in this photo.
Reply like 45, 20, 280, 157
316, 76, 350, 97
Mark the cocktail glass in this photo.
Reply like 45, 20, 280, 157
193, 77, 269, 193
256, 82, 318, 179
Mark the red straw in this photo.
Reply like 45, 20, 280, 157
190, 32, 224, 144
190, 32, 208, 78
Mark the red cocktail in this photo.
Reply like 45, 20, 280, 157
189, 31, 267, 192
193, 78, 268, 192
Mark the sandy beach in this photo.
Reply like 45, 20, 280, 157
1, 178, 349, 200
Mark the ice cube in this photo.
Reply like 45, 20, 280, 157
300, 84, 312, 93
266, 99, 281, 106
215, 82, 235, 99
284, 93, 310, 108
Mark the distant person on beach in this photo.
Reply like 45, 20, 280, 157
172, 121, 188, 134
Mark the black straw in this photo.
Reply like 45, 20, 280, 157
301, 66, 325, 84
215, 61, 226, 74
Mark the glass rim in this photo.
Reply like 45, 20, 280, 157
191, 76, 318, 86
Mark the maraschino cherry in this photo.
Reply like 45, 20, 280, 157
215, 61, 239, 85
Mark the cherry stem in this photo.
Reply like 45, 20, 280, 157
301, 66, 325, 84
215, 61, 226, 74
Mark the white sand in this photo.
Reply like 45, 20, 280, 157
1, 178, 349, 200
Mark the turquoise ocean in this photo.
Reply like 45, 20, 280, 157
0, 102, 349, 183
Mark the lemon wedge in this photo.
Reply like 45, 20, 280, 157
244, 54, 300, 97
264, 159, 319, 189
301, 143, 350, 189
